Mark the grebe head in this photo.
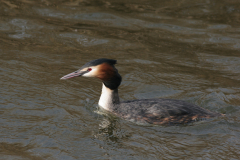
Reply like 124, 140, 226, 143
60, 58, 122, 90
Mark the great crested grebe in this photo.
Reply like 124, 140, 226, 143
61, 58, 222, 125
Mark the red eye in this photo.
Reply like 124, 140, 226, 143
88, 68, 92, 71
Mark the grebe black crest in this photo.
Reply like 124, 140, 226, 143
61, 58, 222, 125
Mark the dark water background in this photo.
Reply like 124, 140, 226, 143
1, 0, 240, 159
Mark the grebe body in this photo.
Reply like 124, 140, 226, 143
61, 58, 221, 125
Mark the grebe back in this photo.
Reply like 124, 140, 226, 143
61, 58, 222, 125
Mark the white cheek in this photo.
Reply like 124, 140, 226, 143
82, 68, 98, 77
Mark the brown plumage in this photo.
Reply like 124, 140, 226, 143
96, 63, 116, 81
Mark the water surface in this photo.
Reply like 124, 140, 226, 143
0, 0, 240, 159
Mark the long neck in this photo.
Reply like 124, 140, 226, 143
98, 83, 120, 111
98, 67, 122, 111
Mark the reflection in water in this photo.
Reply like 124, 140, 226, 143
0, 0, 240, 159
96, 116, 124, 144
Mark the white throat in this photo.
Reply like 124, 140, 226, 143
98, 83, 119, 111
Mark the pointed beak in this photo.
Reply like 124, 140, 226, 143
60, 70, 86, 80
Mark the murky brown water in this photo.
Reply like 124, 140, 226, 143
1, 0, 240, 159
